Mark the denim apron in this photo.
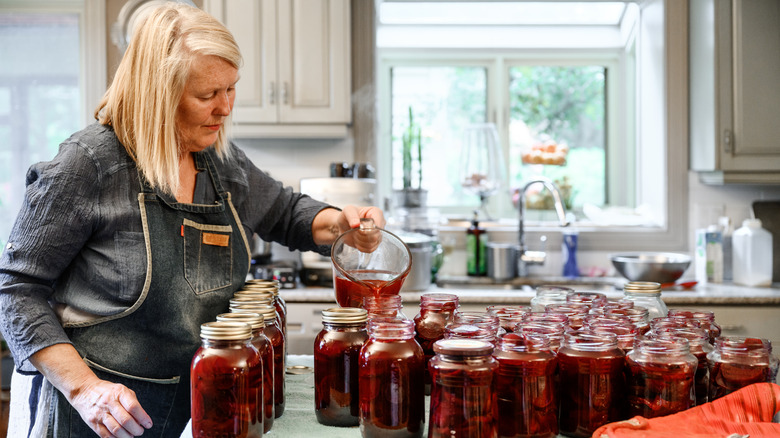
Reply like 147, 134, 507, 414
49, 150, 251, 437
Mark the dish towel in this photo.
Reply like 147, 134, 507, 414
593, 382, 780, 438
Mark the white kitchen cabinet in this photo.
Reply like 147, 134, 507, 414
204, 0, 351, 138
690, 0, 780, 184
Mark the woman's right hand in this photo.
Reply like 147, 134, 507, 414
68, 376, 153, 437
30, 344, 153, 437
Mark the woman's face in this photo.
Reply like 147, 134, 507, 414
176, 54, 239, 153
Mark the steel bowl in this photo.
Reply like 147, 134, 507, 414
610, 252, 691, 283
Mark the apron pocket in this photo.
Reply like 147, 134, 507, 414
114, 231, 147, 302
182, 218, 233, 295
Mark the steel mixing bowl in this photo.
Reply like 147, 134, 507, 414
610, 252, 691, 283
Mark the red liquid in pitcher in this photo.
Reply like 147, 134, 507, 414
335, 270, 405, 308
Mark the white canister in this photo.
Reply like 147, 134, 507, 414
732, 218, 773, 287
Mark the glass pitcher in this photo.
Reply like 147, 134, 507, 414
331, 218, 412, 308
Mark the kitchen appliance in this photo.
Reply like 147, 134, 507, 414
299, 177, 377, 286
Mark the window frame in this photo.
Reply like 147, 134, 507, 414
377, 0, 688, 252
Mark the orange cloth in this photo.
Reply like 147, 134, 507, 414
592, 383, 780, 438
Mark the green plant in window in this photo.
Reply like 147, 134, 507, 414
401, 106, 423, 189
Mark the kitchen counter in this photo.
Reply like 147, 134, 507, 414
280, 279, 780, 306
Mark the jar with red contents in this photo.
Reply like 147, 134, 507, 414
494, 333, 558, 438
530, 285, 573, 312
444, 322, 497, 346
607, 306, 650, 335
413, 293, 459, 395
215, 312, 268, 434
359, 317, 425, 437
651, 327, 713, 406
237, 282, 287, 341
233, 304, 286, 418
558, 330, 627, 438
428, 339, 498, 438
667, 308, 721, 344
513, 321, 565, 353
625, 337, 697, 418
545, 303, 590, 329
707, 336, 779, 401
363, 294, 408, 320
566, 291, 608, 308
314, 307, 369, 427
589, 322, 637, 353
454, 311, 502, 336
487, 305, 530, 332
191, 321, 262, 438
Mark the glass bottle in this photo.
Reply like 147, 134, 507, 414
314, 307, 369, 427
494, 333, 558, 438
466, 210, 487, 276
359, 318, 425, 438
215, 312, 268, 434
558, 330, 626, 438
428, 339, 498, 438
707, 336, 779, 401
413, 293, 459, 395
191, 321, 261, 438
530, 285, 573, 312
233, 303, 286, 418
650, 327, 713, 406
622, 281, 667, 320
363, 294, 408, 321
625, 337, 697, 418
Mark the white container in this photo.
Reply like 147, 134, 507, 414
732, 218, 773, 287
695, 227, 723, 284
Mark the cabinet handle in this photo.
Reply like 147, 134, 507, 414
281, 82, 289, 105
723, 129, 733, 154
268, 82, 276, 105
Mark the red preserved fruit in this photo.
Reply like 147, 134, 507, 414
708, 337, 779, 401
557, 331, 627, 438
335, 270, 405, 308
494, 334, 558, 438
649, 327, 713, 406
359, 319, 425, 438
314, 319, 368, 426
264, 321, 285, 418
414, 294, 459, 395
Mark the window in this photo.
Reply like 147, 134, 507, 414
378, 0, 689, 251
0, 1, 104, 247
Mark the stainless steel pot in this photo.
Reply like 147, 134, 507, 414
395, 231, 443, 292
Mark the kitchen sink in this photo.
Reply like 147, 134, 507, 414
435, 275, 626, 293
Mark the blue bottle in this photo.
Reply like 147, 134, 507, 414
562, 230, 579, 278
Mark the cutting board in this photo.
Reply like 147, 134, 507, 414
752, 201, 780, 282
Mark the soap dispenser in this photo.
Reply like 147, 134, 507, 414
466, 210, 487, 276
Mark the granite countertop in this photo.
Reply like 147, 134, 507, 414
279, 278, 780, 306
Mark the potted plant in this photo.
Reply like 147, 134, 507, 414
395, 107, 427, 208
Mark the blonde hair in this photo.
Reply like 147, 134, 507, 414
95, 3, 242, 195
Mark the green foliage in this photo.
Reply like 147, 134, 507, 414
401, 107, 423, 189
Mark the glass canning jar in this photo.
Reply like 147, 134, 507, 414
707, 336, 780, 401
530, 285, 573, 312
545, 303, 590, 330
215, 312, 268, 434
233, 304, 285, 419
363, 294, 408, 321
667, 308, 721, 344
413, 293, 459, 395
235, 285, 287, 342
191, 321, 262, 438
486, 305, 531, 332
625, 337, 697, 418
494, 333, 558, 438
313, 307, 369, 427
589, 322, 637, 353
428, 339, 498, 438
359, 318, 425, 437
444, 322, 497, 346
558, 330, 627, 438
566, 291, 608, 308
650, 327, 713, 406
608, 306, 650, 335
513, 321, 565, 353
622, 282, 667, 320
454, 311, 501, 336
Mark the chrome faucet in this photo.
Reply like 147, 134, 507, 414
517, 177, 569, 277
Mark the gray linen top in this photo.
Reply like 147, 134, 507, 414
0, 123, 332, 372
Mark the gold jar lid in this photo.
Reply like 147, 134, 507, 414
322, 307, 368, 324
232, 304, 277, 325
230, 296, 273, 308
234, 290, 274, 301
245, 279, 280, 288
624, 281, 662, 293
216, 312, 264, 330
200, 321, 251, 341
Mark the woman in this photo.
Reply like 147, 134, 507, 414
0, 4, 383, 437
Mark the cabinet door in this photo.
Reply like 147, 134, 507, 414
277, 0, 351, 124
205, 0, 279, 123
720, 0, 780, 171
